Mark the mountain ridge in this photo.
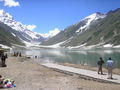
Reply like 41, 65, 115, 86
41, 12, 106, 46
0, 9, 45, 43
1, 8, 120, 48
41, 8, 120, 48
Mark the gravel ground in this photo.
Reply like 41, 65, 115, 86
0, 56, 120, 90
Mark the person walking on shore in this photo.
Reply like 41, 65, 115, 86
97, 57, 104, 74
106, 57, 114, 79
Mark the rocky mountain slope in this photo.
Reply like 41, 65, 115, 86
0, 22, 25, 47
41, 8, 120, 48
0, 9, 45, 45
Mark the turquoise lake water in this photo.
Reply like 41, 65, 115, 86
13, 48, 120, 68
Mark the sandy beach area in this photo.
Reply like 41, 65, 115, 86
0, 56, 120, 90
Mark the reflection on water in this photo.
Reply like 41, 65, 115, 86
12, 48, 120, 68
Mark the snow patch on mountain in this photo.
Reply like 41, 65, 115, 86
39, 40, 65, 48
103, 44, 113, 48
76, 12, 106, 33
11, 32, 16, 37
22, 41, 40, 47
0, 44, 11, 49
24, 30, 40, 39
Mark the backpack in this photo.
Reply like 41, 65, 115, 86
97, 60, 104, 65
97, 61, 101, 65
107, 60, 114, 67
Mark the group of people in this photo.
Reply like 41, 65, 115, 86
0, 75, 16, 88
13, 52, 22, 57
0, 51, 17, 89
97, 57, 114, 79
0, 51, 8, 67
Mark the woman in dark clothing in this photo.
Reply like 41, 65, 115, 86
97, 57, 104, 74
1, 54, 7, 67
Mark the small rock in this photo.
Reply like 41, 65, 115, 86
77, 87, 83, 90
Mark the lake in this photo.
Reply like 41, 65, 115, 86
12, 48, 120, 68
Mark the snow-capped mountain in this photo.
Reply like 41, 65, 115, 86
0, 10, 23, 31
42, 8, 120, 48
0, 9, 44, 43
41, 12, 106, 46
76, 12, 106, 33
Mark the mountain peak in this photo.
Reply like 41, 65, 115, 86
85, 12, 106, 20
0, 9, 4, 15
0, 9, 13, 20
76, 12, 106, 33
0, 9, 5, 15
0, 9, 24, 31
107, 8, 120, 15
0, 9, 45, 43
95, 12, 104, 14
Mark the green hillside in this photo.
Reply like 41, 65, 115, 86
0, 23, 25, 47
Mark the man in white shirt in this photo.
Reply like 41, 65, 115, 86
106, 57, 114, 79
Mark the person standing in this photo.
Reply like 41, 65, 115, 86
1, 53, 7, 67
106, 57, 114, 79
97, 57, 104, 74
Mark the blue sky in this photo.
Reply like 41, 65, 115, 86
0, 0, 120, 34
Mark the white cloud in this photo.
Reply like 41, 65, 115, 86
26, 25, 37, 31
40, 28, 60, 38
0, 0, 20, 7
48, 28, 60, 37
